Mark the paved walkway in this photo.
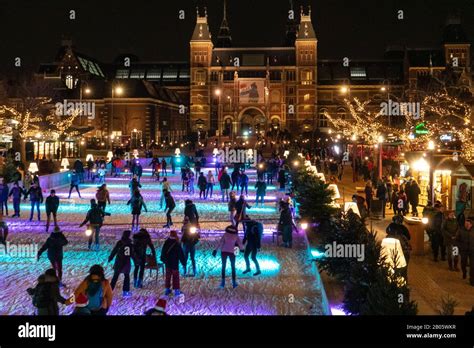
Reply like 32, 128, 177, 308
334, 165, 474, 315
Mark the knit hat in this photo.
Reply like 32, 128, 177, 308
225, 225, 238, 234
75, 293, 89, 308
155, 296, 167, 312
53, 226, 61, 233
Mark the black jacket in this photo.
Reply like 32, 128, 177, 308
219, 173, 231, 189
165, 195, 176, 210
133, 231, 156, 261
184, 203, 199, 223
109, 238, 134, 273
45, 196, 60, 213
160, 238, 185, 269
38, 232, 68, 261
243, 220, 262, 249
26, 186, 43, 202
181, 224, 200, 246
80, 204, 105, 226
279, 207, 293, 226
456, 227, 473, 254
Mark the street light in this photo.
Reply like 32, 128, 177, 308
378, 135, 384, 179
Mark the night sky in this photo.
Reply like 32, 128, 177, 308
1, 0, 473, 75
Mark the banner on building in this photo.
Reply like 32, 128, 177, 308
239, 80, 265, 104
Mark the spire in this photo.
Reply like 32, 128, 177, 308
191, 6, 212, 41
285, 0, 297, 46
216, 0, 232, 47
296, 5, 316, 41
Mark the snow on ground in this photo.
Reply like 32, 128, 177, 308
0, 169, 324, 315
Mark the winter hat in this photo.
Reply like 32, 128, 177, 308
225, 225, 238, 234
155, 296, 167, 312
53, 226, 61, 233
75, 293, 89, 308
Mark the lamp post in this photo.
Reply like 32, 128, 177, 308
428, 140, 435, 205
110, 85, 123, 150
378, 135, 384, 179
215, 88, 222, 146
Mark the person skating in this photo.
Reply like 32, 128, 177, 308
27, 269, 68, 315
73, 264, 113, 315
188, 170, 195, 195
240, 171, 249, 196
198, 172, 207, 199
45, 190, 60, 232
235, 194, 251, 230
442, 210, 460, 271
109, 230, 134, 297
160, 177, 172, 209
228, 191, 237, 225
231, 167, 241, 191
181, 216, 200, 277
144, 296, 167, 315
9, 181, 24, 217
161, 158, 167, 176
456, 217, 474, 284
279, 202, 296, 248
79, 199, 108, 251
133, 161, 143, 182
205, 170, 215, 198
132, 228, 156, 288
242, 218, 263, 276
184, 199, 199, 224
277, 167, 286, 191
430, 203, 446, 262
212, 225, 243, 289
37, 226, 68, 284
67, 170, 82, 198
25, 182, 43, 221
219, 168, 231, 202
0, 214, 9, 246
160, 230, 186, 296
163, 191, 176, 228
0, 178, 9, 216
129, 177, 142, 198
255, 178, 267, 207
95, 184, 111, 213
127, 189, 148, 231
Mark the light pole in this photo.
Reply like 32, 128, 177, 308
378, 135, 384, 179
428, 140, 436, 205
215, 88, 222, 146
110, 85, 123, 150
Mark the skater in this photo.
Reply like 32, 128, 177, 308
132, 228, 156, 288
279, 201, 295, 248
27, 269, 67, 315
235, 194, 251, 230
25, 182, 43, 221
219, 169, 231, 202
442, 210, 459, 271
255, 178, 267, 207
206, 170, 215, 198
161, 158, 167, 176
181, 216, 200, 277
37, 226, 68, 283
228, 191, 237, 225
45, 190, 60, 233
231, 167, 241, 191
163, 191, 176, 228
277, 167, 286, 191
160, 230, 186, 296
144, 296, 167, 315
0, 178, 9, 216
133, 161, 143, 183
79, 199, 108, 251
68, 170, 82, 199
109, 230, 134, 297
188, 170, 195, 195
127, 190, 148, 231
198, 172, 207, 199
9, 181, 24, 217
212, 225, 243, 289
71, 293, 91, 315
242, 218, 263, 276
160, 177, 172, 209
97, 164, 106, 184
73, 264, 113, 315
239, 170, 249, 196
0, 214, 9, 245
95, 184, 111, 213
184, 199, 199, 224
129, 177, 142, 198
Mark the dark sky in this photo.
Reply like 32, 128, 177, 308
1, 0, 473, 74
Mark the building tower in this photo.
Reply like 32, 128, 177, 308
294, 6, 317, 132
190, 7, 213, 132
443, 14, 470, 71
216, 0, 232, 48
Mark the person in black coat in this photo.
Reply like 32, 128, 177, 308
197, 172, 207, 199
109, 230, 134, 296
184, 199, 199, 224
163, 191, 176, 228
132, 228, 156, 288
160, 230, 185, 296
27, 269, 67, 315
181, 217, 200, 276
242, 219, 262, 276
79, 199, 109, 251
68, 170, 82, 198
430, 203, 446, 262
277, 168, 286, 191
45, 190, 60, 232
37, 226, 68, 283
26, 182, 43, 221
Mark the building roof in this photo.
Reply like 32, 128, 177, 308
212, 47, 296, 67
296, 6, 316, 41
191, 8, 212, 42
406, 48, 445, 67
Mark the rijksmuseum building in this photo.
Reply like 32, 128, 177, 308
35, 4, 471, 155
